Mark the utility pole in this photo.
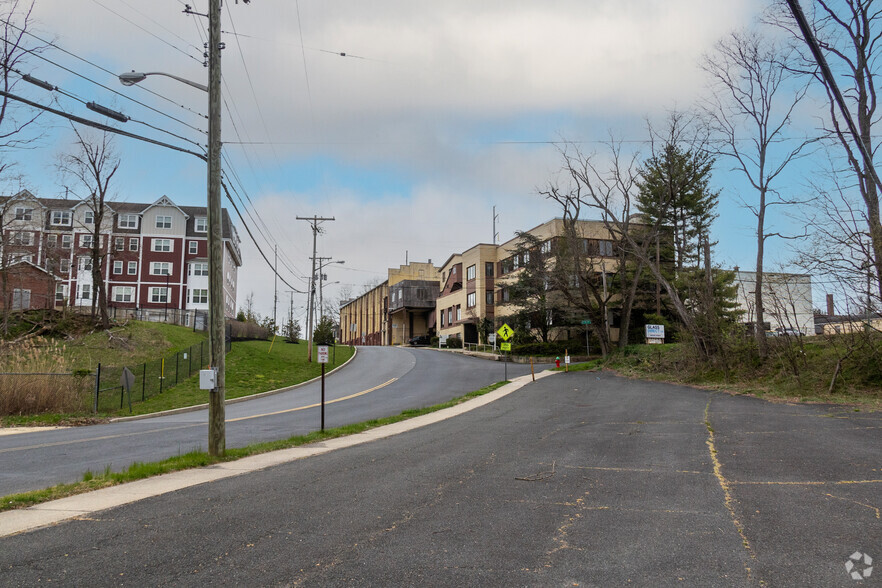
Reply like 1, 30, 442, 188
272, 244, 278, 333
492, 205, 499, 245
206, 0, 225, 457
297, 216, 334, 362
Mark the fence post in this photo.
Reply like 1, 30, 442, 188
189, 344, 193, 376
159, 358, 165, 394
93, 363, 101, 414
201, 340, 204, 368
175, 352, 179, 385
142, 362, 147, 401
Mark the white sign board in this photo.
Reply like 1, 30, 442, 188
645, 324, 665, 339
317, 345, 329, 364
564, 355, 571, 364
488, 333, 497, 343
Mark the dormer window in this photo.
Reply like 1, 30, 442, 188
51, 210, 71, 226
84, 210, 94, 225
156, 215, 172, 229
14, 207, 32, 221
195, 217, 207, 232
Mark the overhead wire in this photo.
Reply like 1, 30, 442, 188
0, 17, 208, 127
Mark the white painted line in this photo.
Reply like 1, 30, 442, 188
0, 370, 557, 538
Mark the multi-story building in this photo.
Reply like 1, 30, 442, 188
0, 190, 241, 318
732, 270, 813, 335
339, 261, 440, 346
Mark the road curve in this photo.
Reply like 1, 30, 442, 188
0, 347, 542, 496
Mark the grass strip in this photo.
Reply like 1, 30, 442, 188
0, 381, 509, 513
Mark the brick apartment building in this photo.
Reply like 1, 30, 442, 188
0, 190, 241, 319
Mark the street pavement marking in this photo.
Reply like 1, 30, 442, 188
227, 378, 397, 422
0, 378, 399, 455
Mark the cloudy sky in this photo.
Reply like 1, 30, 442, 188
7, 0, 832, 321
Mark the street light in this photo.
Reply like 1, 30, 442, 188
118, 71, 208, 93
117, 0, 225, 457
316, 259, 344, 326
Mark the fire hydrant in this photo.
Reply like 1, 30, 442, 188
555, 356, 561, 368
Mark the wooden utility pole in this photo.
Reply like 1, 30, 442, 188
207, 0, 225, 456
297, 216, 334, 362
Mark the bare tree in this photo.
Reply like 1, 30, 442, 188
0, 0, 42, 151
701, 29, 817, 356
770, 0, 882, 309
57, 128, 120, 330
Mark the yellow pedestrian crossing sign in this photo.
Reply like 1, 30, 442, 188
497, 323, 514, 341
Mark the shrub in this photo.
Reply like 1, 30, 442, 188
430, 336, 439, 347
446, 336, 463, 349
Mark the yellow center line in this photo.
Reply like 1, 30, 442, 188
227, 378, 398, 422
0, 378, 398, 453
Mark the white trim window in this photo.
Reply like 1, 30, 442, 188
190, 262, 208, 276
61, 234, 73, 249
14, 207, 33, 221
51, 210, 72, 226
114, 237, 125, 251
12, 231, 33, 246
80, 234, 94, 248
47, 234, 58, 248
155, 215, 172, 229
152, 238, 173, 252
467, 292, 476, 308
195, 217, 207, 232
127, 261, 138, 275
79, 256, 93, 271
112, 286, 135, 303
189, 288, 208, 304
113, 260, 123, 275
466, 264, 476, 280
55, 283, 68, 303
119, 214, 139, 229
83, 210, 94, 225
456, 305, 462, 321
129, 237, 139, 251
150, 287, 168, 303
150, 261, 172, 276
189, 240, 198, 254
60, 258, 70, 273
79, 283, 92, 300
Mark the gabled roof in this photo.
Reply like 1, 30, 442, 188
6, 259, 62, 280
140, 195, 190, 218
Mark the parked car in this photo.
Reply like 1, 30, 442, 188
407, 335, 431, 346
767, 327, 801, 337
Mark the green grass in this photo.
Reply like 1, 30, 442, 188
104, 339, 355, 417
62, 322, 209, 369
0, 380, 508, 512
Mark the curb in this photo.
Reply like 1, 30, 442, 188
110, 346, 359, 423
0, 368, 558, 538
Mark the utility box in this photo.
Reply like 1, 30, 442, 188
199, 368, 217, 390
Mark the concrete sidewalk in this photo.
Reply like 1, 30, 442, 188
0, 370, 557, 538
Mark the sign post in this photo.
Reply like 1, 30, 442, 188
120, 367, 135, 413
317, 345, 329, 430
497, 323, 514, 381
581, 319, 592, 356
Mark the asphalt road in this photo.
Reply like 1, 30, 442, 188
1, 371, 879, 586
0, 347, 542, 496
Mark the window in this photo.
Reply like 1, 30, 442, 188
61, 235, 72, 249
485, 262, 494, 277
14, 207, 33, 221
129, 237, 139, 251
112, 286, 135, 303
84, 210, 94, 225
189, 288, 208, 304
79, 256, 92, 271
466, 264, 476, 280
599, 240, 614, 257
195, 217, 207, 232
189, 240, 198, 254
127, 261, 138, 275
79, 283, 91, 300
512, 256, 519, 270
51, 210, 71, 226
115, 237, 125, 251
523, 251, 530, 264
152, 239, 172, 252
448, 308, 453, 324
47, 234, 57, 248
541, 240, 551, 255
150, 262, 172, 276
499, 288, 510, 303
81, 234, 94, 248
150, 287, 168, 303
12, 231, 32, 246
486, 291, 494, 306
155, 215, 172, 229
55, 284, 68, 303
452, 266, 457, 275
12, 289, 30, 310
11, 254, 33, 263
467, 292, 476, 308
440, 310, 445, 327
113, 261, 123, 275
119, 214, 139, 229
456, 305, 461, 321
60, 259, 70, 273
